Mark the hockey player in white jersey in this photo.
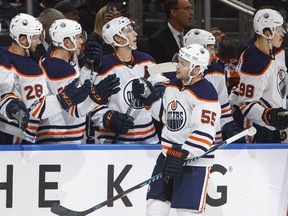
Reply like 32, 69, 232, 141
183, 28, 244, 143
37, 18, 120, 143
0, 13, 92, 144
237, 9, 288, 142
237, 8, 288, 216
85, 16, 169, 144
132, 44, 221, 215
0, 52, 30, 143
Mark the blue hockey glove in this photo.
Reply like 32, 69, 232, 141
222, 121, 246, 143
262, 107, 288, 130
164, 148, 189, 180
103, 110, 134, 134
90, 74, 120, 104
132, 78, 160, 110
84, 41, 102, 70
57, 78, 91, 110
6, 99, 30, 131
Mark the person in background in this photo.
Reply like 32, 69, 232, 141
77, 0, 103, 34
210, 27, 227, 44
146, 0, 193, 64
30, 8, 65, 63
33, 0, 61, 17
132, 44, 221, 216
55, 0, 80, 22
215, 38, 239, 94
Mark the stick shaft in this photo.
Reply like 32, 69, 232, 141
51, 127, 253, 216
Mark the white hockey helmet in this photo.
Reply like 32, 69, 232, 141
102, 16, 134, 48
253, 9, 284, 39
184, 29, 215, 48
49, 19, 84, 51
178, 44, 210, 73
10, 13, 44, 49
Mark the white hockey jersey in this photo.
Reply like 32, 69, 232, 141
0, 48, 64, 143
150, 77, 221, 166
89, 51, 169, 144
238, 45, 287, 129
37, 50, 86, 144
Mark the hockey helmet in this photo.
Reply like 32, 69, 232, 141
178, 44, 210, 73
253, 9, 284, 39
102, 16, 135, 48
184, 29, 215, 48
49, 19, 85, 51
10, 13, 44, 49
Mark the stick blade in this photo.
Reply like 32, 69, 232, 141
51, 203, 81, 216
247, 126, 257, 136
147, 62, 176, 76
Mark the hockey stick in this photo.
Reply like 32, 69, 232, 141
147, 62, 176, 76
50, 126, 256, 216
111, 98, 135, 144
86, 60, 96, 144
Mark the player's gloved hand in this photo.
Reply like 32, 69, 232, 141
90, 74, 120, 104
84, 41, 102, 70
132, 78, 160, 109
103, 110, 134, 134
57, 78, 91, 110
222, 121, 246, 143
262, 108, 288, 130
6, 99, 30, 131
164, 148, 189, 180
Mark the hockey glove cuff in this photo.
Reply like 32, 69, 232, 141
6, 99, 30, 131
164, 148, 189, 180
57, 79, 91, 110
90, 74, 120, 104
262, 108, 288, 130
103, 110, 134, 134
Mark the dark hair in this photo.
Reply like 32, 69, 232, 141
164, 0, 179, 19
218, 39, 237, 59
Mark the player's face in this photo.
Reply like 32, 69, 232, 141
176, 56, 191, 82
122, 24, 138, 49
172, 0, 193, 29
30, 34, 42, 52
74, 33, 84, 55
271, 26, 285, 48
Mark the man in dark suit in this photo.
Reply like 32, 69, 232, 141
146, 0, 193, 63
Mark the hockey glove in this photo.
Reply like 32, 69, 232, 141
57, 79, 91, 110
222, 121, 246, 143
262, 108, 288, 130
103, 110, 134, 134
90, 74, 120, 104
164, 148, 189, 180
132, 78, 160, 110
84, 41, 102, 70
6, 99, 30, 131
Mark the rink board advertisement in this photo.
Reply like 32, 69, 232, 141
0, 144, 287, 216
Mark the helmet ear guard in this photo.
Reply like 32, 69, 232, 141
253, 9, 284, 39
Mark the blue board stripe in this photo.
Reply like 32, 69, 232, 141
0, 144, 287, 151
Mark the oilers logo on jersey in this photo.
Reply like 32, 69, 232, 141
123, 79, 144, 109
277, 67, 287, 99
166, 100, 187, 131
